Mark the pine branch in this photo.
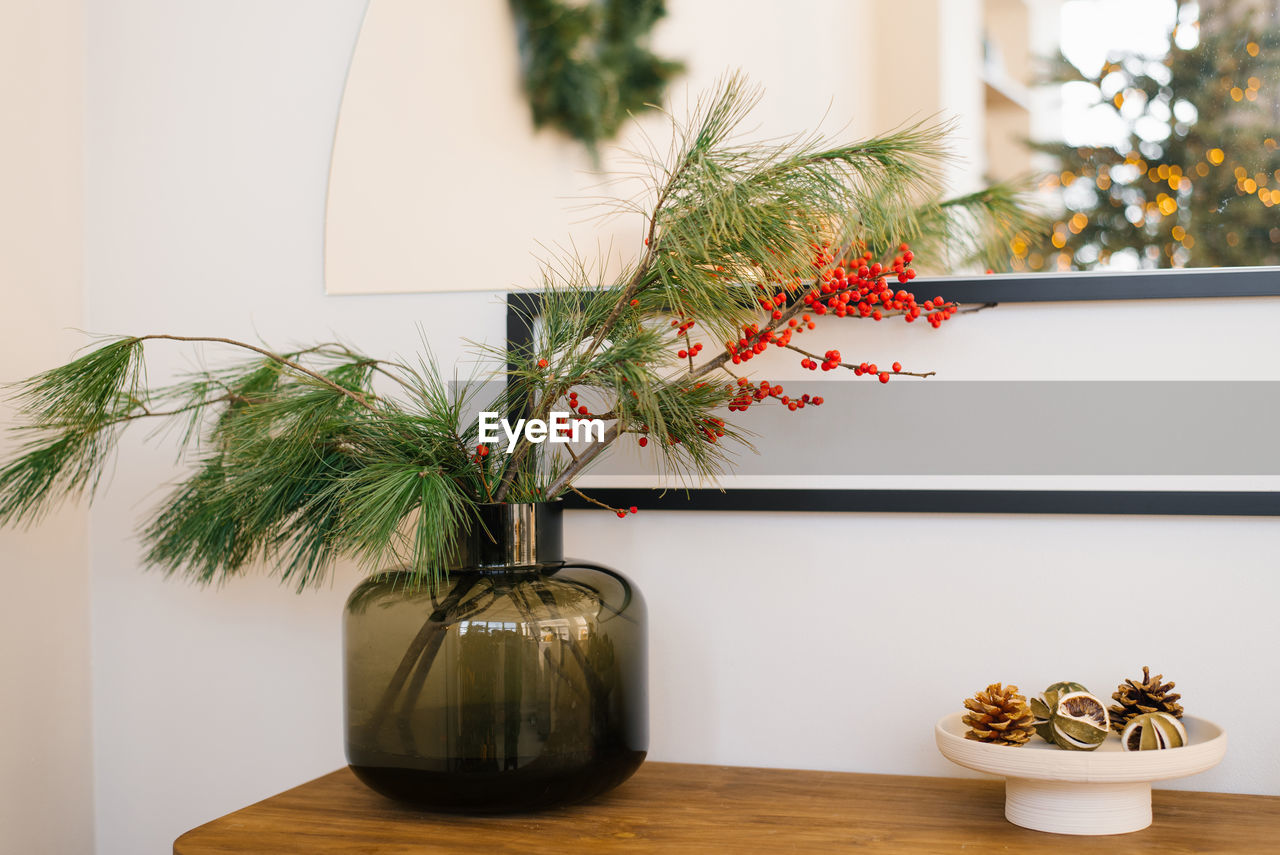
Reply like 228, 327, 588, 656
135, 335, 381, 412
0, 73, 1048, 590
498, 74, 987, 499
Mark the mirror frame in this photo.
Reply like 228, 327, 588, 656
506, 267, 1280, 515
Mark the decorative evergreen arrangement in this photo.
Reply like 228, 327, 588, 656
509, 0, 683, 154
0, 76, 1036, 591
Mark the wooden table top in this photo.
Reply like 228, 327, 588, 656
174, 762, 1280, 854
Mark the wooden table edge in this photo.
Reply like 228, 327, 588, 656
174, 761, 1280, 854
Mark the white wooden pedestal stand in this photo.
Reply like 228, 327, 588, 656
935, 713, 1226, 835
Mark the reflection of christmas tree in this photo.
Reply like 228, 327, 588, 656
1018, 2, 1280, 272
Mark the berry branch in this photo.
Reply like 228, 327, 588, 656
547, 241, 961, 500
781, 345, 935, 380
568, 485, 638, 519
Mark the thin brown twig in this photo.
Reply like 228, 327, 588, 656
495, 261, 653, 502
498, 147, 703, 502
547, 424, 619, 497
125, 396, 236, 422
781, 344, 936, 378
136, 335, 381, 413
41, 394, 241, 435
568, 485, 624, 514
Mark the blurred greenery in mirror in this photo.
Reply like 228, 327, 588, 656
1008, 0, 1279, 272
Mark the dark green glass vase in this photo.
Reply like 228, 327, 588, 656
343, 501, 647, 812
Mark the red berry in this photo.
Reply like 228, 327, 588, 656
629, 506, 638, 514
536, 358, 548, 369
879, 372, 890, 383
617, 511, 626, 518
892, 361, 902, 373
476, 444, 489, 457
638, 436, 648, 447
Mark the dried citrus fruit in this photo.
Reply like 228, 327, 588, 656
1030, 681, 1089, 743
1051, 691, 1110, 751
1120, 712, 1187, 751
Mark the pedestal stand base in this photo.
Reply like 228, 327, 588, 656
1004, 778, 1152, 835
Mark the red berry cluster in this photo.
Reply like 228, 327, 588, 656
727, 321, 778, 364
672, 317, 704, 360
797, 245, 954, 329
797, 349, 845, 371
632, 411, 725, 446
718, 244, 955, 381
566, 389, 593, 417
728, 379, 824, 413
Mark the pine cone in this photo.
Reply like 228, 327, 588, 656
963, 683, 1036, 746
1109, 666, 1184, 733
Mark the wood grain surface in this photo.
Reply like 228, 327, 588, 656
174, 762, 1280, 854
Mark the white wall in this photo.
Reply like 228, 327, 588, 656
69, 2, 1280, 854
0, 2, 96, 854
83, 4, 481, 852
327, 0, 876, 295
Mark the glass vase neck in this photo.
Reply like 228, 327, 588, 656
452, 501, 564, 570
